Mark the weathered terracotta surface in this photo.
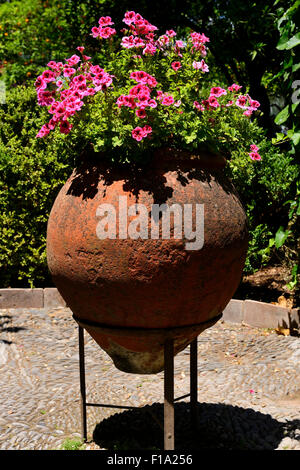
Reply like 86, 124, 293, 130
47, 150, 248, 373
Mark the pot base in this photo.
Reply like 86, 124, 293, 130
73, 313, 222, 374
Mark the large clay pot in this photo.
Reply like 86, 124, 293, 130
47, 149, 248, 374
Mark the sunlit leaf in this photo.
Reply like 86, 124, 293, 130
275, 226, 289, 248
274, 105, 290, 125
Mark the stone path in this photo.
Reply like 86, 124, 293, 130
0, 307, 299, 450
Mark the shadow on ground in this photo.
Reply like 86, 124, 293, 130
93, 402, 300, 450
0, 315, 26, 345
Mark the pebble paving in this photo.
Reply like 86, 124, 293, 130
0, 307, 299, 450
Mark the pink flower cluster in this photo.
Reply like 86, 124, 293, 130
249, 144, 261, 161
132, 125, 152, 141
117, 69, 178, 140
190, 32, 209, 56
120, 11, 159, 55
193, 83, 260, 117
192, 60, 209, 72
235, 95, 261, 116
35, 47, 113, 138
123, 11, 158, 34
119, 10, 210, 61
116, 71, 158, 117
91, 16, 116, 39
171, 61, 182, 71
35, 10, 262, 156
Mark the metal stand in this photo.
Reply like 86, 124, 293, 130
78, 326, 198, 450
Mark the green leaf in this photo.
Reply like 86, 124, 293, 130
184, 133, 197, 144
291, 132, 300, 146
112, 136, 123, 147
281, 33, 300, 50
274, 105, 290, 125
292, 63, 300, 72
268, 238, 275, 248
291, 264, 299, 277
275, 226, 289, 248
277, 32, 290, 50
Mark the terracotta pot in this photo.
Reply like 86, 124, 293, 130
47, 149, 248, 374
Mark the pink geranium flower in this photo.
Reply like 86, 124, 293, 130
121, 36, 136, 48
248, 99, 260, 110
63, 67, 76, 78
66, 55, 81, 66
147, 99, 157, 108
72, 74, 86, 85
143, 43, 157, 55
162, 95, 174, 106
35, 9, 263, 148
171, 61, 182, 71
130, 70, 148, 83
59, 120, 73, 134
228, 83, 243, 92
194, 101, 204, 111
123, 11, 136, 26
36, 124, 50, 138
236, 95, 248, 109
136, 109, 147, 118
41, 70, 56, 82
91, 26, 101, 38
132, 126, 146, 141
210, 87, 227, 98
249, 151, 261, 161
158, 35, 170, 47
129, 84, 151, 99
98, 16, 114, 26
175, 40, 185, 49
34, 76, 47, 90
98, 27, 116, 39
143, 125, 152, 135
193, 60, 209, 73
166, 30, 176, 37
37, 90, 56, 106
208, 96, 220, 108
248, 144, 261, 160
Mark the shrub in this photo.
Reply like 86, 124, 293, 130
0, 85, 74, 287
227, 138, 299, 274
0, 0, 79, 86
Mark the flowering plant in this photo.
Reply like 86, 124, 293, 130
35, 11, 262, 163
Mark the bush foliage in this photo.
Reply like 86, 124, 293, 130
0, 85, 74, 286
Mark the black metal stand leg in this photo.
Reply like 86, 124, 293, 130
78, 325, 87, 442
190, 337, 198, 430
164, 339, 174, 450
77, 328, 197, 449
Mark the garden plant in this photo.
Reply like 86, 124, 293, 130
0, 1, 298, 304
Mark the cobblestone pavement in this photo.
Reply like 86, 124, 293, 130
0, 307, 299, 450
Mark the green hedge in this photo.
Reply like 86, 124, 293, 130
227, 141, 299, 273
0, 85, 74, 287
